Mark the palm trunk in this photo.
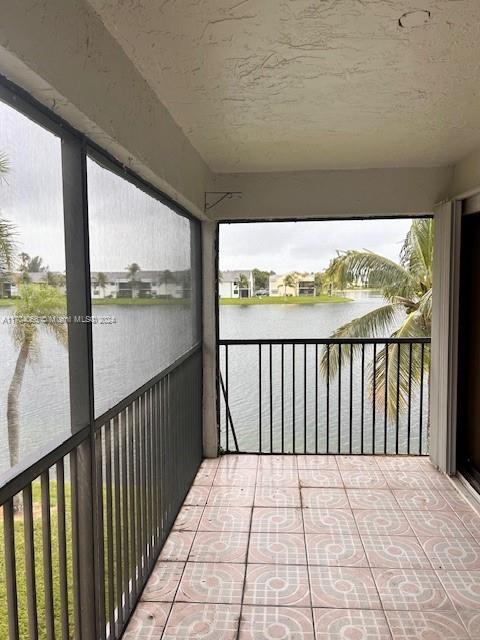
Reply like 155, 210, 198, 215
7, 340, 30, 469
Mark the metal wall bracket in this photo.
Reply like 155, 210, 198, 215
204, 191, 242, 212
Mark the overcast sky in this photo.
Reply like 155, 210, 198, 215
219, 218, 414, 274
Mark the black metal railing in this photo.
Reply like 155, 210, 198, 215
0, 345, 202, 640
219, 338, 430, 456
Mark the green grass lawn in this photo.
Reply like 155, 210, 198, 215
219, 294, 351, 305
0, 297, 188, 307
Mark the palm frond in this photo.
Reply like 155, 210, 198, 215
0, 217, 17, 272
369, 339, 429, 421
0, 152, 10, 178
320, 303, 403, 378
400, 219, 434, 292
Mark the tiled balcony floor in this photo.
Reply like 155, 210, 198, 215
124, 455, 480, 639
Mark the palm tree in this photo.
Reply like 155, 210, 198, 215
96, 271, 108, 297
7, 284, 67, 471
321, 218, 433, 418
238, 273, 249, 295
283, 272, 297, 296
28, 255, 44, 272
126, 262, 141, 298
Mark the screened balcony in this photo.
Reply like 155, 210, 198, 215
2, 1, 480, 639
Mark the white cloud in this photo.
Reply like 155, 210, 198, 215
219, 218, 416, 273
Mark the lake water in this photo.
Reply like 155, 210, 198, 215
219, 292, 429, 455
0, 292, 428, 475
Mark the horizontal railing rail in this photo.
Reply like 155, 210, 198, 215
0, 345, 202, 640
219, 337, 431, 456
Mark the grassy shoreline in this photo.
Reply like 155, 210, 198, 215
219, 295, 351, 305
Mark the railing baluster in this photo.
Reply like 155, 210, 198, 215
407, 342, 413, 455
128, 404, 137, 601
41, 471, 55, 640
105, 421, 115, 637
23, 485, 38, 640
113, 414, 124, 630
304, 343, 307, 454
419, 342, 425, 455
338, 344, 342, 454
270, 343, 273, 453
259, 344, 262, 453
292, 344, 296, 454
56, 460, 70, 640
315, 344, 319, 454
396, 343, 401, 455
360, 343, 365, 455
3, 498, 19, 640
95, 433, 107, 640
281, 343, 285, 454
225, 345, 229, 453
326, 344, 330, 454
349, 343, 353, 455
384, 342, 389, 454
372, 343, 377, 454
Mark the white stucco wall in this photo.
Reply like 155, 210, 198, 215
208, 167, 454, 220
451, 147, 480, 198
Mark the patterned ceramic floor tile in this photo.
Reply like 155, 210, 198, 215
436, 570, 480, 609
456, 609, 480, 639
248, 532, 307, 565
122, 602, 171, 639
200, 458, 221, 470
162, 602, 240, 640
353, 510, 413, 537
299, 469, 344, 488
302, 488, 349, 509
336, 456, 380, 470
176, 562, 245, 604
303, 509, 358, 535
372, 569, 453, 611
309, 566, 381, 609
442, 490, 471, 513
313, 608, 391, 639
189, 531, 249, 563
297, 455, 338, 469
218, 454, 258, 469
456, 509, 480, 538
239, 606, 314, 639
214, 468, 258, 486
184, 485, 211, 506
346, 489, 399, 510
251, 507, 304, 533
385, 610, 470, 640
159, 531, 195, 562
207, 486, 255, 507
306, 533, 367, 567
258, 455, 298, 470
392, 489, 453, 512
254, 486, 301, 507
376, 457, 433, 472
361, 535, 431, 569
341, 470, 388, 490
404, 510, 470, 538
244, 563, 310, 607
256, 468, 300, 487
173, 505, 204, 531
141, 561, 184, 601
199, 506, 252, 532
384, 472, 439, 491
420, 536, 480, 571
194, 466, 218, 486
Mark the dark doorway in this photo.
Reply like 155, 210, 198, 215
458, 211, 480, 492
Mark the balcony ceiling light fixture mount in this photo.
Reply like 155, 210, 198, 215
399, 9, 431, 28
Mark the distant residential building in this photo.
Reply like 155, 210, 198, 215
0, 271, 67, 297
91, 270, 190, 299
219, 270, 254, 298
269, 273, 316, 296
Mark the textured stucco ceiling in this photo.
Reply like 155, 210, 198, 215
87, 0, 480, 172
